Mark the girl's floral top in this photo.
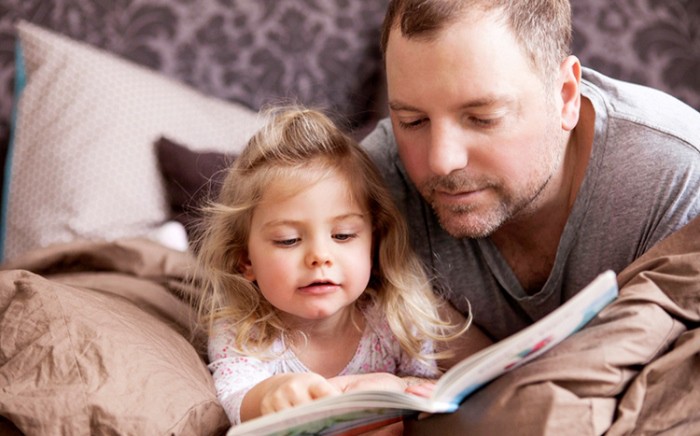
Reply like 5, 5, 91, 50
208, 304, 439, 424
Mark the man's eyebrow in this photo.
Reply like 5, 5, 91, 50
388, 101, 421, 112
389, 95, 515, 112
459, 96, 515, 109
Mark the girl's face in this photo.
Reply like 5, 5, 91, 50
243, 171, 373, 323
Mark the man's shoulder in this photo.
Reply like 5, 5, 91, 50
360, 118, 397, 166
359, 118, 416, 201
582, 68, 700, 149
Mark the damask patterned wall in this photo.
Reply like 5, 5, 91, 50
572, 0, 700, 110
0, 0, 698, 134
0, 0, 390, 133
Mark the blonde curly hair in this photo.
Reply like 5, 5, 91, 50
194, 106, 468, 361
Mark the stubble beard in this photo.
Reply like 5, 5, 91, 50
420, 174, 513, 239
421, 123, 565, 240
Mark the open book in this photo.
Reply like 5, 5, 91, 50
227, 270, 619, 436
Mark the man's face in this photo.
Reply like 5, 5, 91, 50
385, 12, 567, 238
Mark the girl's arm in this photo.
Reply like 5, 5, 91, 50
208, 321, 343, 423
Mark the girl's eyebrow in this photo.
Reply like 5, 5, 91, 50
261, 213, 366, 229
333, 212, 367, 224
260, 219, 299, 229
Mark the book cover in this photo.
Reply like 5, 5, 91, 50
227, 270, 619, 436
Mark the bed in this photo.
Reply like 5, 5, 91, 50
0, 1, 699, 435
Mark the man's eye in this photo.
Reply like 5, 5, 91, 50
398, 118, 427, 129
333, 233, 357, 241
273, 238, 300, 246
469, 116, 499, 128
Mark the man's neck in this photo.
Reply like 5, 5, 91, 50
491, 97, 595, 294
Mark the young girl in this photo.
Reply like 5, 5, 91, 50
195, 107, 489, 425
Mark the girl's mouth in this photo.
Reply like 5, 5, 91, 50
298, 280, 339, 294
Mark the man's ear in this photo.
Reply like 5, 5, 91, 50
559, 55, 582, 132
239, 255, 256, 281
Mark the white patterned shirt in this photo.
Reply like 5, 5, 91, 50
208, 304, 439, 424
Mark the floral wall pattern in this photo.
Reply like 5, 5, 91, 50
0, 0, 390, 132
0, 0, 698, 138
572, 0, 700, 110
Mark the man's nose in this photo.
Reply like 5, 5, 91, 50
428, 122, 469, 176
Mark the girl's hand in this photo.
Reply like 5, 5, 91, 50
242, 373, 341, 420
328, 372, 407, 393
404, 380, 436, 398
260, 373, 341, 415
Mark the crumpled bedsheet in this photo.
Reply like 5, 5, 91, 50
0, 238, 229, 436
406, 215, 700, 435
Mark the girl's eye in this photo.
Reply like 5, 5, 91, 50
273, 238, 300, 247
333, 233, 357, 242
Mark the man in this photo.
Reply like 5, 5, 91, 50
362, 0, 700, 433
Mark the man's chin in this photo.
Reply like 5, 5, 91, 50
435, 209, 501, 239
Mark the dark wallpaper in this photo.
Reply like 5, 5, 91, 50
0, 0, 698, 133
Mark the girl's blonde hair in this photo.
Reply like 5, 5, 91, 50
195, 106, 467, 360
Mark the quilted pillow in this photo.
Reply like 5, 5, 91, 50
1, 21, 264, 262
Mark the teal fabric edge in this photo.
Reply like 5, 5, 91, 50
0, 40, 26, 262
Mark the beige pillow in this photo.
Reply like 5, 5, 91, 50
3, 21, 263, 262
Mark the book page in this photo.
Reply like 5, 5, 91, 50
226, 390, 437, 436
433, 270, 618, 404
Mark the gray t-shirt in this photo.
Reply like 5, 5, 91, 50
362, 68, 700, 341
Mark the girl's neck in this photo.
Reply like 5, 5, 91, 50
284, 305, 363, 342
284, 305, 366, 377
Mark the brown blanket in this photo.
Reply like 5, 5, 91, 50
406, 216, 700, 435
1, 215, 699, 435
0, 238, 229, 435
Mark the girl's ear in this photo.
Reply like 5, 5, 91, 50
239, 254, 256, 281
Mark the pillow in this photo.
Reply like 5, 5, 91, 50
155, 136, 235, 239
1, 21, 264, 262
0, 269, 230, 434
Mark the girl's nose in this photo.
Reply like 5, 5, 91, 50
305, 242, 332, 268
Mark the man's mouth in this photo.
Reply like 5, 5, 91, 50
434, 188, 484, 204
425, 173, 490, 205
